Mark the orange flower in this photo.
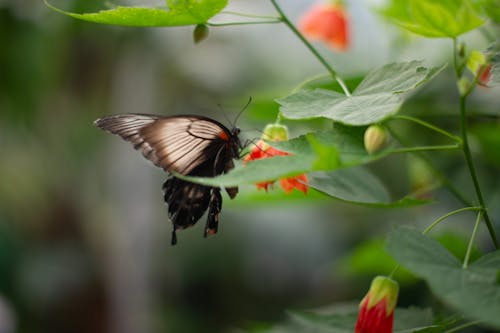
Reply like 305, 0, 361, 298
355, 276, 399, 333
243, 124, 308, 194
299, 1, 349, 51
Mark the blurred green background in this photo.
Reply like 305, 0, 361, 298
1, 1, 499, 332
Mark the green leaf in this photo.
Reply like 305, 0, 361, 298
380, 0, 485, 38
44, 0, 227, 26
306, 134, 341, 170
308, 168, 429, 207
477, 0, 500, 22
176, 155, 313, 187
277, 61, 445, 126
387, 227, 500, 329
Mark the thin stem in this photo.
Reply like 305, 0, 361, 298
269, 0, 351, 96
220, 11, 282, 20
387, 126, 472, 206
386, 144, 460, 154
208, 19, 282, 27
459, 95, 499, 248
463, 211, 482, 269
444, 320, 482, 333
423, 206, 482, 235
392, 115, 462, 144
452, 37, 499, 248
388, 265, 400, 279
452, 38, 460, 77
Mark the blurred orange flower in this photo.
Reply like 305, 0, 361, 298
299, 1, 349, 51
478, 64, 492, 87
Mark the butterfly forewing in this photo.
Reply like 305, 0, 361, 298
94, 114, 233, 175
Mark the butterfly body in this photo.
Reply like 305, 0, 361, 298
94, 114, 241, 245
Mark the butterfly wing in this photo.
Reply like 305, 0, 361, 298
95, 113, 240, 244
94, 114, 234, 175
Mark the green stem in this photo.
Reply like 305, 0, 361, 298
459, 95, 498, 248
386, 144, 460, 154
387, 127, 472, 206
208, 19, 282, 27
423, 206, 482, 235
444, 320, 482, 333
392, 115, 462, 143
220, 11, 282, 20
463, 211, 482, 269
452, 37, 499, 248
269, 0, 351, 96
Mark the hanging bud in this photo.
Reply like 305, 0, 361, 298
262, 123, 289, 142
193, 24, 209, 44
457, 77, 471, 96
355, 276, 399, 333
364, 125, 388, 154
458, 42, 466, 58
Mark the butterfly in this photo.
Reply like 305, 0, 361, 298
94, 114, 241, 245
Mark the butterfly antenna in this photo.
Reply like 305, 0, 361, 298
233, 96, 252, 127
217, 103, 233, 127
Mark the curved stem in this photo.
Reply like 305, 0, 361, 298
423, 206, 482, 235
459, 95, 499, 248
392, 115, 462, 143
220, 11, 282, 20
208, 19, 282, 27
463, 211, 482, 269
386, 144, 460, 154
387, 126, 472, 206
444, 320, 482, 333
269, 0, 351, 96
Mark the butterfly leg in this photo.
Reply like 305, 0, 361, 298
205, 188, 222, 237
171, 229, 178, 246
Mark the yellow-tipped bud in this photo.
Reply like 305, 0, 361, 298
364, 125, 388, 154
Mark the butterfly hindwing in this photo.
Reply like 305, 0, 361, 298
95, 113, 241, 245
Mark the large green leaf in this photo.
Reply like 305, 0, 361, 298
277, 61, 445, 125
387, 227, 500, 329
380, 0, 485, 37
44, 0, 227, 26
308, 168, 428, 207
477, 0, 500, 22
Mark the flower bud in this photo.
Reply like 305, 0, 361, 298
364, 125, 387, 154
262, 123, 289, 142
193, 24, 209, 44
467, 50, 487, 75
355, 276, 399, 333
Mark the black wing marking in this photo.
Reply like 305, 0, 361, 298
94, 114, 231, 175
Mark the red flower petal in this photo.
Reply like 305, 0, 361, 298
279, 174, 309, 194
355, 296, 393, 333
478, 64, 492, 87
244, 140, 309, 194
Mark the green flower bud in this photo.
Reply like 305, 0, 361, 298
364, 125, 388, 154
262, 123, 289, 142
193, 24, 209, 44
467, 50, 487, 76
457, 77, 471, 96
